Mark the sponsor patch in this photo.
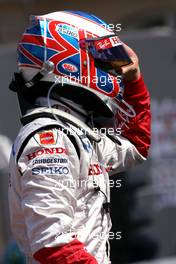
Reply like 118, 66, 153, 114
32, 158, 68, 165
32, 166, 69, 175
27, 147, 68, 161
39, 131, 55, 145
62, 63, 78, 73
56, 24, 78, 39
94, 36, 121, 50
88, 164, 102, 176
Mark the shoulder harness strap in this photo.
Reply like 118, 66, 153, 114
16, 124, 80, 163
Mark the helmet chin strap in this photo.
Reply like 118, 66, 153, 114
9, 61, 54, 94
24, 61, 54, 88
35, 95, 89, 122
46, 78, 108, 129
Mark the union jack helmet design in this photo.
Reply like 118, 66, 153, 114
18, 11, 123, 101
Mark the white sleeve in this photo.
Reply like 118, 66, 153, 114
17, 128, 80, 254
98, 134, 146, 175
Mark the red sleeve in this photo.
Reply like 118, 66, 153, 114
33, 239, 98, 264
117, 75, 151, 158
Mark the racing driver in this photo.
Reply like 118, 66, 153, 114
8, 11, 151, 264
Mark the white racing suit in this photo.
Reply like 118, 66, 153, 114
8, 114, 144, 264
8, 76, 150, 264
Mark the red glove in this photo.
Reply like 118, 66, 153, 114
120, 75, 151, 158
111, 43, 151, 157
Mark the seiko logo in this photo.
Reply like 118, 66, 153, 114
32, 166, 69, 175
27, 147, 68, 161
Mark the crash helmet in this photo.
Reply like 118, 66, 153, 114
10, 11, 131, 118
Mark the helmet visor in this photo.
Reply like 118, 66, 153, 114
80, 34, 132, 69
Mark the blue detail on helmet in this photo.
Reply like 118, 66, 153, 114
58, 30, 79, 49
18, 52, 35, 65
57, 54, 80, 78
64, 10, 108, 27
26, 23, 41, 35
96, 68, 114, 93
39, 20, 54, 39
26, 20, 53, 39
22, 44, 57, 62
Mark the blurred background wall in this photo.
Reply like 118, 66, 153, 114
0, 0, 176, 263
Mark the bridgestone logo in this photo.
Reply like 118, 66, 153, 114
33, 158, 68, 165
27, 147, 68, 161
